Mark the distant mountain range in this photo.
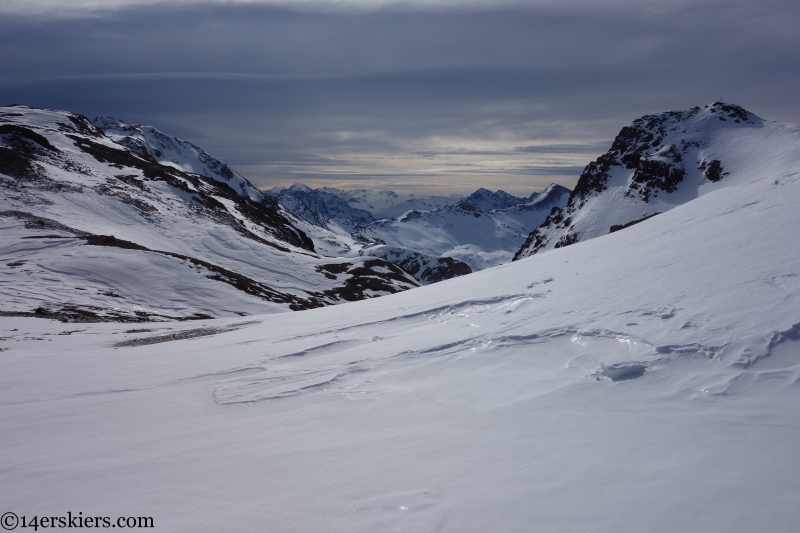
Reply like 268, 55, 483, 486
269, 184, 463, 226
351, 184, 569, 272
266, 183, 571, 276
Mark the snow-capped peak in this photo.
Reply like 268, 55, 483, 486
288, 183, 313, 193
464, 187, 528, 211
514, 102, 791, 259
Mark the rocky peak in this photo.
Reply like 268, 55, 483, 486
514, 103, 764, 260
464, 187, 528, 211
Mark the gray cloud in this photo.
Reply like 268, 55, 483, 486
1, 0, 798, 194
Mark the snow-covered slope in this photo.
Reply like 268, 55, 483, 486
516, 102, 786, 258
2, 121, 799, 532
356, 184, 569, 271
0, 106, 418, 320
93, 116, 264, 201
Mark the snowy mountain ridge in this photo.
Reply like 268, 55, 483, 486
515, 102, 781, 258
92, 116, 264, 201
462, 187, 529, 210
280, 186, 465, 221
268, 183, 376, 229
269, 184, 536, 225
0, 105, 419, 321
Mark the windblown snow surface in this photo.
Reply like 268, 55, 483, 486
2, 111, 800, 532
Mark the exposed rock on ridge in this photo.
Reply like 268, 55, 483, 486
514, 103, 757, 260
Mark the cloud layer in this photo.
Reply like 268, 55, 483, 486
2, 0, 798, 193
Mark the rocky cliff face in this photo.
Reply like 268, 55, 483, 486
515, 103, 761, 260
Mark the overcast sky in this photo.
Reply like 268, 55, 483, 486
1, 0, 798, 194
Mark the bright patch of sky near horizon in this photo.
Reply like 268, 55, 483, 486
1, 0, 798, 194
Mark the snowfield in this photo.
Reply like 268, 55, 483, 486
2, 108, 800, 532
